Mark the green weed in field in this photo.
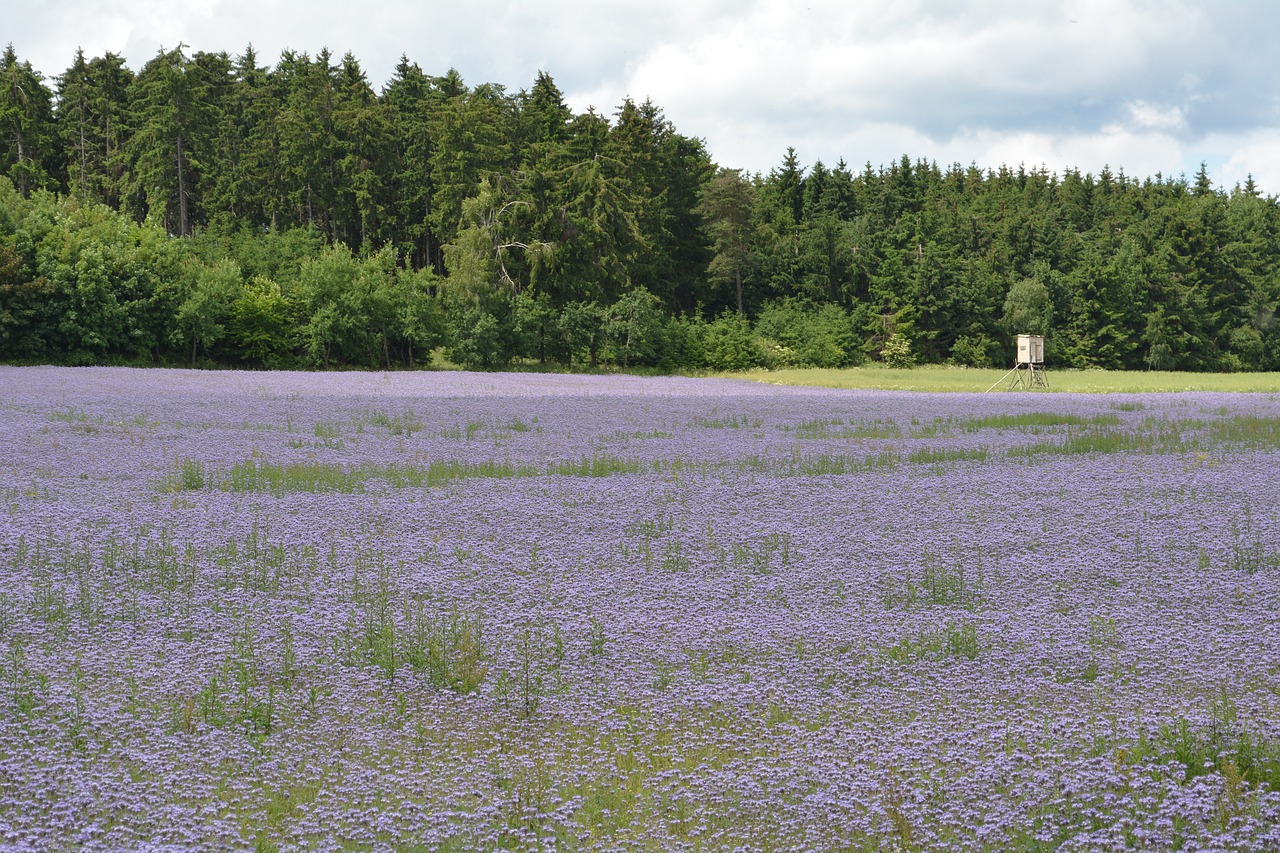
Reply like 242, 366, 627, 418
547, 454, 642, 477
882, 622, 983, 664
881, 551, 983, 609
690, 411, 761, 429
789, 417, 901, 440
906, 446, 990, 465
368, 409, 424, 436
1209, 415, 1280, 450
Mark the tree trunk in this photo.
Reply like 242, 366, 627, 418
78, 126, 88, 201
176, 135, 189, 236
14, 133, 26, 197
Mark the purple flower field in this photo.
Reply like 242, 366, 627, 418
2, 366, 1279, 851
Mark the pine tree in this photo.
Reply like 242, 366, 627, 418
202, 45, 281, 229
755, 149, 807, 301
697, 168, 757, 315
276, 49, 339, 235
0, 44, 56, 197
517, 71, 572, 168
654, 129, 714, 312
428, 78, 514, 251
123, 44, 216, 236
530, 152, 649, 306
55, 48, 96, 201
383, 57, 438, 270
190, 50, 235, 227
332, 52, 391, 250
76, 52, 132, 207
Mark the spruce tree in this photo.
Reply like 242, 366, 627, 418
0, 44, 56, 197
123, 45, 216, 236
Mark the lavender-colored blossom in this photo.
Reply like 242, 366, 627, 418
1, 366, 1278, 850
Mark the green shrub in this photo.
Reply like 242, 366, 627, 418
448, 308, 504, 370
701, 310, 759, 371
882, 332, 915, 368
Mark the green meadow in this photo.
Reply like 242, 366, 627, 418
725, 365, 1280, 394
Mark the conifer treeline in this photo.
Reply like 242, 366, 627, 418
1, 43, 1278, 371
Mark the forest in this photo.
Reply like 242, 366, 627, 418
1, 42, 1278, 372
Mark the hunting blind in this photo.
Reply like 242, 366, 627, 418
987, 334, 1048, 391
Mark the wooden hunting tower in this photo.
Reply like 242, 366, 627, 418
986, 334, 1049, 391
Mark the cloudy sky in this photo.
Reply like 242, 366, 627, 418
13, 0, 1280, 193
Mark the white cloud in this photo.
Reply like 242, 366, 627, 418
8, 0, 1280, 194
1208, 132, 1280, 194
1124, 102, 1186, 133
613, 0, 1202, 117
958, 127, 1187, 179
560, 0, 1280, 192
